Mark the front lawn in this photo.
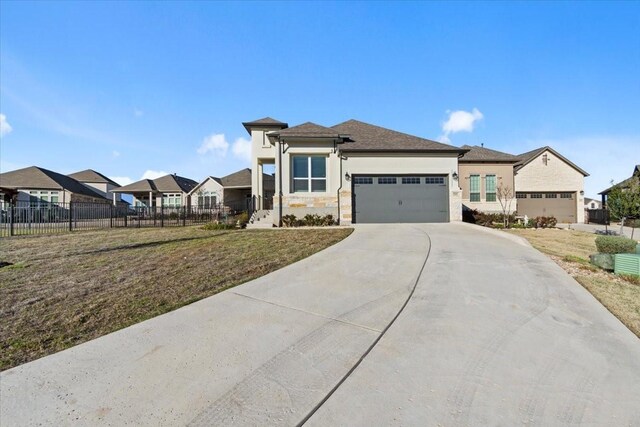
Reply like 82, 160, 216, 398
0, 226, 353, 370
508, 228, 640, 338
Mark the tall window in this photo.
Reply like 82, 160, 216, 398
198, 192, 216, 208
485, 175, 496, 202
470, 175, 480, 202
292, 156, 326, 192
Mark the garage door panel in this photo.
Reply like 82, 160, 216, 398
517, 193, 576, 223
353, 175, 448, 223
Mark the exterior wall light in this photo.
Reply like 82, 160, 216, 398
452, 172, 459, 180
345, 172, 351, 181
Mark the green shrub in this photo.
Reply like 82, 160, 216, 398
595, 235, 637, 254
282, 214, 299, 227
236, 211, 249, 225
533, 216, 557, 228
303, 214, 323, 226
322, 214, 336, 226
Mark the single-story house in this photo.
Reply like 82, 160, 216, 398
514, 147, 589, 223
458, 145, 520, 213
68, 169, 123, 205
0, 166, 111, 207
113, 174, 198, 208
457, 145, 589, 223
599, 164, 640, 207
584, 197, 602, 210
189, 168, 275, 211
244, 117, 468, 226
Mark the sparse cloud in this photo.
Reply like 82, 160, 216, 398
141, 170, 169, 180
133, 108, 144, 117
109, 176, 134, 186
522, 135, 640, 198
112, 150, 121, 158
439, 108, 484, 143
232, 137, 252, 162
0, 114, 13, 137
197, 133, 229, 157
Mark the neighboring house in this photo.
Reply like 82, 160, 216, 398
190, 168, 275, 210
514, 146, 589, 223
244, 117, 468, 225
584, 197, 602, 210
112, 174, 197, 208
68, 169, 123, 204
458, 145, 520, 214
598, 164, 640, 207
0, 166, 111, 207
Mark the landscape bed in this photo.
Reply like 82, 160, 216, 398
508, 228, 640, 338
0, 226, 353, 370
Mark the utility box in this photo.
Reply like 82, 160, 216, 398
636, 244, 640, 254
614, 254, 640, 277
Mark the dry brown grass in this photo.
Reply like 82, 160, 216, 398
508, 228, 640, 337
0, 226, 353, 370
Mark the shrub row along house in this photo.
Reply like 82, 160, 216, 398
244, 117, 589, 226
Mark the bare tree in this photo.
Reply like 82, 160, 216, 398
496, 183, 515, 228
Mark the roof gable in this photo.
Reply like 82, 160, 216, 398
115, 174, 197, 193
68, 169, 120, 186
188, 176, 223, 195
515, 146, 589, 176
459, 145, 520, 162
332, 119, 466, 153
0, 166, 109, 199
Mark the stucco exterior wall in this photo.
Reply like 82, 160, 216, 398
250, 128, 278, 210
78, 182, 122, 203
190, 178, 223, 208
459, 163, 517, 213
514, 149, 586, 223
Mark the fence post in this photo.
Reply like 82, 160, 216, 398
161, 204, 164, 227
69, 202, 73, 231
110, 204, 113, 228
10, 204, 15, 236
182, 206, 186, 227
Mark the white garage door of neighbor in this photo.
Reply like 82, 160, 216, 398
353, 175, 449, 223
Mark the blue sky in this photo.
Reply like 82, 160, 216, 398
1, 1, 638, 198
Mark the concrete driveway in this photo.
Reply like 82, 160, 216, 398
2, 224, 640, 426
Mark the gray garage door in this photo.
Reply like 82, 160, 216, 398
353, 175, 449, 223
516, 192, 577, 223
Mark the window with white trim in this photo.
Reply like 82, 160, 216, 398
197, 192, 217, 208
485, 175, 496, 202
402, 177, 421, 184
292, 156, 327, 192
29, 190, 59, 206
163, 193, 182, 207
469, 175, 480, 202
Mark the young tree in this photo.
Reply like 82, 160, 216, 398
496, 183, 515, 228
607, 178, 640, 237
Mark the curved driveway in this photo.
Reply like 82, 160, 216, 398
2, 224, 640, 426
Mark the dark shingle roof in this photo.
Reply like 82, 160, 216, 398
219, 168, 275, 189
68, 169, 120, 186
114, 174, 198, 194
268, 122, 343, 139
515, 146, 589, 176
0, 166, 109, 200
599, 165, 640, 195
242, 117, 288, 134
332, 119, 467, 153
459, 145, 520, 162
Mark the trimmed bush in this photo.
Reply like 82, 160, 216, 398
202, 222, 235, 230
533, 216, 557, 228
595, 235, 637, 254
281, 214, 337, 227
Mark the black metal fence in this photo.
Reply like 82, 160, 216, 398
0, 201, 249, 237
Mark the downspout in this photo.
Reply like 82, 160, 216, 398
278, 137, 283, 227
